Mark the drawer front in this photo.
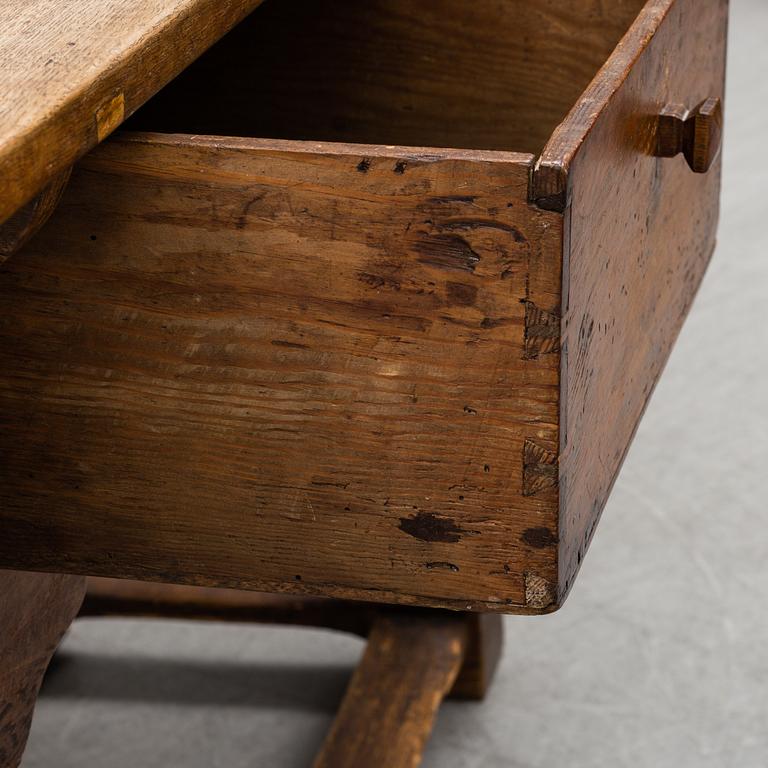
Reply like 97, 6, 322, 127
536, 0, 728, 597
0, 137, 562, 613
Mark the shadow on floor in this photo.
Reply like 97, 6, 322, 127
42, 651, 353, 713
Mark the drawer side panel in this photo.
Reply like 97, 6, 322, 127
550, 0, 728, 597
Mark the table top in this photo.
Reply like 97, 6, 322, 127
0, 0, 264, 225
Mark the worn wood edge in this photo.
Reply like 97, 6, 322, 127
0, 167, 71, 263
97, 129, 539, 223
555, 236, 719, 606
0, 0, 266, 226
102, 130, 537, 167
32, 566, 559, 615
530, 0, 675, 212
99, 132, 538, 211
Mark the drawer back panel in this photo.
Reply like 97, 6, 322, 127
126, 0, 647, 155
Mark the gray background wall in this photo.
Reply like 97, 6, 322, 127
23, 1, 767, 765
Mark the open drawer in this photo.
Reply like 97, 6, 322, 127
0, 0, 727, 613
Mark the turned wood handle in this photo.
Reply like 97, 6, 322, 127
656, 97, 723, 173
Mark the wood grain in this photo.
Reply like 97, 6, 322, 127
0, 0, 728, 613
0, 569, 85, 768
126, 0, 646, 156
0, 0, 266, 225
0, 134, 562, 613
533, 0, 728, 598
313, 611, 468, 768
449, 612, 503, 700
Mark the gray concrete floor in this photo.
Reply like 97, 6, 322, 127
23, 1, 768, 765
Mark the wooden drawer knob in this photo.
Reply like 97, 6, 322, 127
656, 97, 723, 173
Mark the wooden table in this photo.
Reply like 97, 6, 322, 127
0, 0, 728, 765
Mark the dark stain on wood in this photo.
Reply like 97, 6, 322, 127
356, 158, 371, 173
414, 234, 481, 273
236, 193, 264, 230
533, 187, 568, 214
521, 527, 558, 548
358, 272, 402, 291
311, 479, 350, 489
394, 160, 408, 174
479, 316, 510, 329
399, 513, 468, 543
271, 339, 309, 349
446, 281, 478, 306
439, 218, 527, 242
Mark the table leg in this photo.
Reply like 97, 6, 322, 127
0, 569, 85, 768
313, 611, 468, 768
78, 577, 504, 766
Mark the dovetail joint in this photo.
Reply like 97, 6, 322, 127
524, 573, 556, 610
522, 439, 558, 497
522, 301, 560, 360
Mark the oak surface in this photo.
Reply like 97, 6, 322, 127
0, 0, 266, 225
